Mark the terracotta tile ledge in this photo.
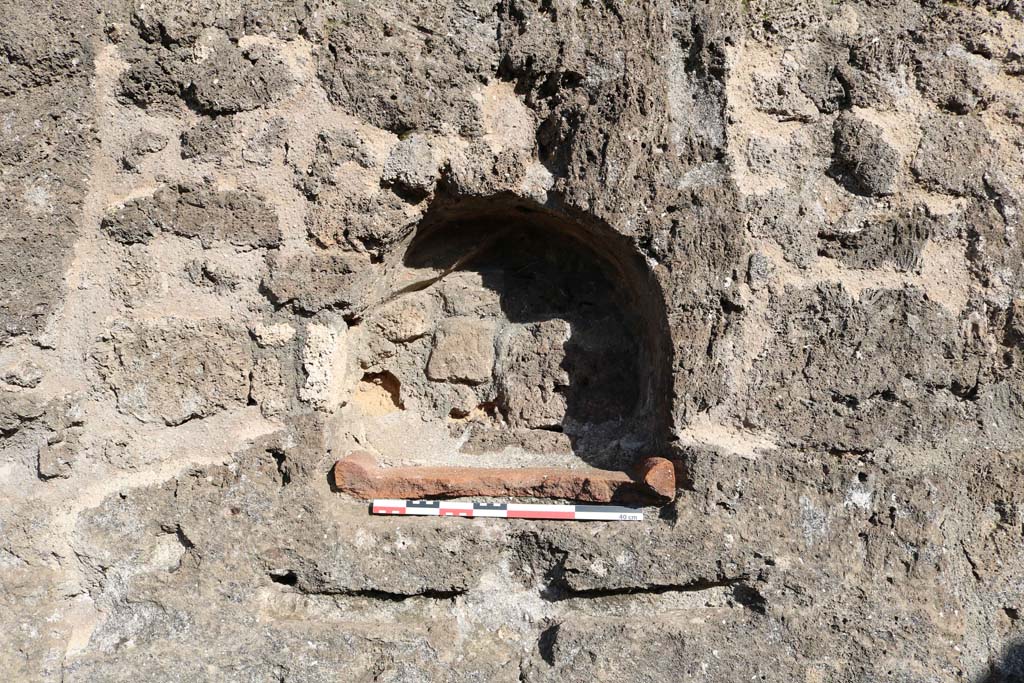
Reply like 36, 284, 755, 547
332, 451, 677, 504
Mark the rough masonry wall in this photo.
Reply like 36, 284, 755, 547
1, 0, 1023, 681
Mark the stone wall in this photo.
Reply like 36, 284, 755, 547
1, 0, 1023, 680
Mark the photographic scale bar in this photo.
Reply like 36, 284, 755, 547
371, 499, 644, 521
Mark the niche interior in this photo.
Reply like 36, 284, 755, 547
334, 196, 675, 503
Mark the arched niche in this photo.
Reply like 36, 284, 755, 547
345, 194, 672, 475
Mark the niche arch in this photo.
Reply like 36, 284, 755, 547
337, 193, 674, 495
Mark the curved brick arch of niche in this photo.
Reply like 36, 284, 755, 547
334, 194, 675, 503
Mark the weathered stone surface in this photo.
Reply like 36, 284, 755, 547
963, 177, 1024, 307
117, 31, 291, 115
915, 46, 992, 114
117, 46, 187, 110
912, 114, 993, 197
4, 0, 1024, 681
381, 135, 438, 198
263, 250, 367, 314
459, 426, 573, 455
37, 439, 75, 479
495, 320, 570, 429
0, 2, 92, 95
186, 39, 291, 114
315, 2, 497, 136
2, 360, 44, 388
96, 319, 253, 426
830, 110, 902, 196
299, 320, 349, 412
250, 321, 296, 348
179, 116, 234, 160
120, 131, 169, 172
0, 392, 46, 436
250, 355, 288, 417
817, 205, 932, 272
305, 187, 419, 256
368, 295, 437, 344
0, 82, 93, 344
426, 317, 497, 384
844, 29, 915, 110
102, 184, 282, 248
445, 142, 530, 198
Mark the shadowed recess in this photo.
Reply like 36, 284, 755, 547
392, 194, 674, 471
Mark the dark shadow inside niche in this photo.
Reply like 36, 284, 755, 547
396, 194, 672, 471
977, 638, 1024, 683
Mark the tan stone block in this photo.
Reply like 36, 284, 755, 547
426, 317, 497, 384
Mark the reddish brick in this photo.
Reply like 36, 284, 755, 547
332, 451, 676, 504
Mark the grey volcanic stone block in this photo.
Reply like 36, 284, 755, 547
912, 114, 993, 197
264, 250, 367, 314
315, 2, 496, 136
186, 39, 291, 114
381, 135, 438, 198
102, 184, 282, 248
180, 117, 235, 160
830, 111, 901, 196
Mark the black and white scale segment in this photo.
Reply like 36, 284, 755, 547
371, 499, 644, 521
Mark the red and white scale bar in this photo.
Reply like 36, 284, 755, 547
371, 499, 643, 521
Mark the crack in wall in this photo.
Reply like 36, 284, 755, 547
267, 570, 466, 602
544, 575, 752, 601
